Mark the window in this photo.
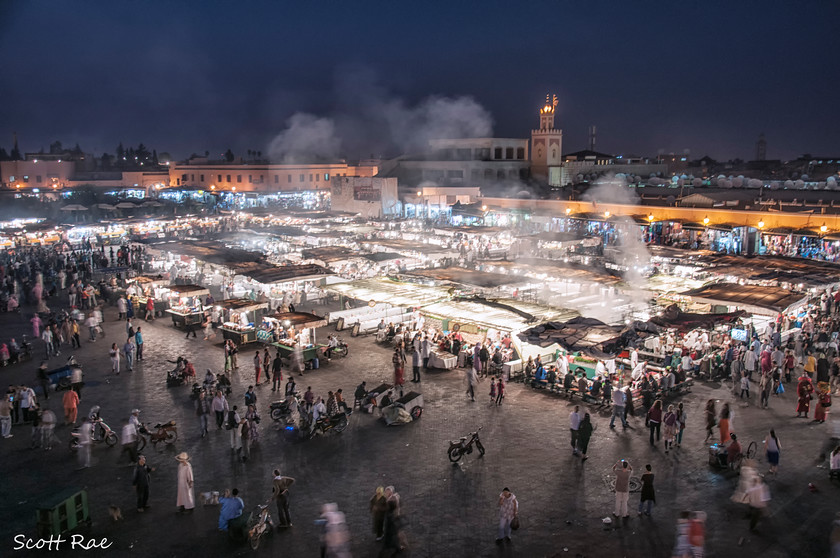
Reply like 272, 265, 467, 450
508, 170, 518, 179
275, 175, 279, 184
494, 147, 503, 159
200, 174, 204, 182
475, 148, 490, 160
176, 178, 180, 186
237, 175, 242, 183
218, 174, 222, 182
471, 169, 480, 181
36, 176, 42, 183
324, 173, 330, 181
190, 174, 194, 181
287, 175, 292, 183
516, 147, 525, 159
181, 174, 187, 182
484, 169, 493, 180
248, 175, 252, 184
446, 170, 463, 178
299, 174, 305, 182
8, 176, 14, 181
497, 170, 505, 180
506, 147, 514, 159
259, 175, 264, 184
315, 174, 319, 182
309, 174, 313, 181
226, 175, 231, 182
552, 149, 557, 159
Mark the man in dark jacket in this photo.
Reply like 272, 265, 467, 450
132, 455, 154, 512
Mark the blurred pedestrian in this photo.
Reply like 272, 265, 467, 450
577, 412, 594, 461
132, 455, 154, 512
496, 487, 518, 544
370, 486, 387, 540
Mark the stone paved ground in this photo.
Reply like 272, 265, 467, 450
1, 298, 838, 558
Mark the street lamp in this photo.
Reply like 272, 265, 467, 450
703, 216, 710, 226
757, 220, 765, 229
647, 214, 654, 222
481, 205, 487, 211
821, 223, 828, 233
604, 211, 611, 218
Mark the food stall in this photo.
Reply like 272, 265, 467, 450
165, 284, 210, 328
218, 298, 270, 345
129, 275, 171, 316
259, 312, 328, 365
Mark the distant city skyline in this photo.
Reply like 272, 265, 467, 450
1, 1, 839, 162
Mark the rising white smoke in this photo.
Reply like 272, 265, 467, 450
267, 113, 342, 164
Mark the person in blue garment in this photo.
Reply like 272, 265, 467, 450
218, 488, 244, 531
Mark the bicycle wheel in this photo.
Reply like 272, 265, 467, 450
105, 432, 118, 447
164, 429, 178, 444
448, 446, 463, 462
746, 441, 757, 459
136, 435, 147, 452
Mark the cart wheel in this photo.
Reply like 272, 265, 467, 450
448, 446, 463, 463
164, 429, 178, 444
136, 436, 147, 452
410, 406, 423, 420
105, 432, 118, 447
270, 408, 284, 421
746, 441, 757, 459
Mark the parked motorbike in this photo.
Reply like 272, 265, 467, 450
69, 419, 118, 451
448, 427, 485, 462
270, 393, 301, 422
247, 502, 274, 549
137, 421, 178, 451
325, 337, 349, 359
305, 411, 349, 439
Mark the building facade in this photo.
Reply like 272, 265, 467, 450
167, 161, 376, 192
329, 176, 399, 218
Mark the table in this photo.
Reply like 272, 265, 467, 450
428, 350, 457, 370
166, 309, 204, 328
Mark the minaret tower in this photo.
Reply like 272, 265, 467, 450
531, 94, 563, 184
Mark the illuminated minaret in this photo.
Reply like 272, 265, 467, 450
530, 94, 562, 183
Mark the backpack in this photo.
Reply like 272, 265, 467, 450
225, 410, 236, 430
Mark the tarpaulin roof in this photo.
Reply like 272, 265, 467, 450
143, 239, 264, 265
168, 284, 210, 297
234, 262, 333, 284
649, 304, 747, 332
406, 267, 533, 288
220, 298, 269, 313
516, 317, 626, 359
680, 283, 808, 315
363, 252, 402, 262
267, 312, 327, 329
300, 246, 358, 262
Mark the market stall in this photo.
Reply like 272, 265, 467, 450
128, 275, 171, 316
260, 312, 328, 366
218, 298, 270, 345
165, 284, 210, 328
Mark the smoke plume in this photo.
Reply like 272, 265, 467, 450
267, 113, 342, 164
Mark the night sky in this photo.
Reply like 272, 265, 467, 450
2, 1, 839, 162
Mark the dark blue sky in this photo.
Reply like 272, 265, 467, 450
1, 1, 838, 161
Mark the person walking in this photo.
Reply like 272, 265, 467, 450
70, 319, 81, 349
718, 402, 731, 445
195, 390, 210, 438
77, 416, 92, 469
676, 402, 687, 446
393, 346, 406, 390
109, 343, 120, 375
272, 470, 295, 528
40, 407, 56, 449
663, 404, 678, 454
570, 406, 582, 456
271, 352, 283, 392
759, 373, 772, 408
466, 367, 478, 402
744, 476, 770, 531
228, 405, 242, 453
175, 452, 195, 513
134, 327, 144, 361
0, 394, 12, 438
796, 373, 814, 418
63, 387, 79, 425
37, 362, 50, 401
610, 384, 628, 428
496, 378, 505, 406
123, 337, 135, 372
577, 412, 594, 461
489, 378, 497, 404
613, 460, 632, 519
411, 347, 421, 383
369, 486, 388, 541
132, 455, 154, 512
496, 487, 518, 545
212, 390, 229, 430
740, 372, 750, 401
646, 400, 663, 447
253, 351, 262, 385
218, 488, 244, 531
764, 429, 781, 475
638, 464, 655, 516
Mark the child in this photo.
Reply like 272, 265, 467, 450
740, 373, 750, 400
489, 378, 496, 404
496, 379, 505, 405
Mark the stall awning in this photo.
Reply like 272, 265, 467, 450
405, 267, 533, 288
650, 304, 747, 332
517, 317, 625, 359
133, 275, 168, 286
268, 312, 327, 329
363, 252, 402, 262
234, 263, 333, 284
680, 283, 808, 315
169, 284, 210, 297
301, 246, 358, 263
222, 298, 268, 313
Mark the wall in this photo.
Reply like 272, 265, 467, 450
330, 176, 399, 218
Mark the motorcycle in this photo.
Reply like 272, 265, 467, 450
137, 421, 178, 451
448, 427, 485, 463
247, 502, 274, 549
270, 393, 301, 423
325, 338, 349, 359
305, 411, 349, 439
69, 418, 118, 451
